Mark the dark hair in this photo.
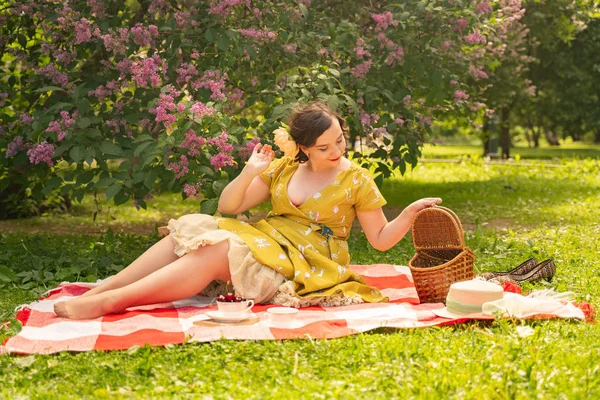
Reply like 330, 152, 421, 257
287, 102, 349, 163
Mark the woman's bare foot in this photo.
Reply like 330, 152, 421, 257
54, 292, 122, 320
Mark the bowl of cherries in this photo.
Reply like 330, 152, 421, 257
216, 293, 254, 313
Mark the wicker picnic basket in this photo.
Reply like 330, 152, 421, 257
408, 206, 475, 303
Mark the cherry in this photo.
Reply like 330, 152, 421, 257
217, 295, 226, 302
235, 296, 243, 302
224, 292, 236, 302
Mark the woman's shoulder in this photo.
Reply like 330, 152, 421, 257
346, 159, 375, 180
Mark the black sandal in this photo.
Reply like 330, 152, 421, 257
509, 259, 556, 283
479, 258, 538, 280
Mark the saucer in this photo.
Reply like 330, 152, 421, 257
205, 311, 253, 323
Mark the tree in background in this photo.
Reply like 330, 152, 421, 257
0, 0, 562, 217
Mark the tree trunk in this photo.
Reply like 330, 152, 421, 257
499, 106, 511, 159
533, 127, 540, 148
482, 119, 490, 156
544, 129, 560, 146
594, 129, 600, 144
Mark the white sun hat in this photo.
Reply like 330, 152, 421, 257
433, 279, 504, 319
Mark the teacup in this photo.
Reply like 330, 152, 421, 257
217, 299, 254, 313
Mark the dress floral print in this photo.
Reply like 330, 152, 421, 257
217, 157, 388, 304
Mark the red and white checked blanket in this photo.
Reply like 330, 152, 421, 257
0, 264, 582, 355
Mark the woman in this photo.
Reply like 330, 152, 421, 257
55, 102, 441, 319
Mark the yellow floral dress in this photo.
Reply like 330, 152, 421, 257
216, 156, 388, 306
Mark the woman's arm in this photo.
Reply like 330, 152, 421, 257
356, 198, 442, 251
217, 144, 275, 215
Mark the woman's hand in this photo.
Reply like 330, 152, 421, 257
406, 197, 442, 214
244, 143, 275, 176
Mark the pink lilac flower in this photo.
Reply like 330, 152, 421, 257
27, 141, 55, 166
5, 136, 24, 157
116, 59, 133, 77
74, 18, 93, 44
176, 62, 199, 85
36, 64, 69, 88
238, 137, 260, 160
149, 0, 172, 15
180, 129, 206, 157
174, 11, 192, 28
250, 76, 258, 87
377, 32, 395, 48
148, 86, 179, 129
192, 70, 227, 100
190, 102, 216, 119
372, 127, 387, 138
191, 50, 201, 60
183, 183, 200, 197
454, 90, 469, 102
225, 88, 245, 111
102, 27, 130, 55
485, 109, 495, 116
210, 152, 234, 171
88, 84, 114, 101
168, 155, 189, 179
452, 18, 468, 32
19, 113, 33, 125
469, 65, 489, 80
354, 38, 371, 60
394, 118, 405, 126
54, 48, 77, 65
386, 46, 404, 66
209, 0, 251, 19
239, 27, 277, 43
317, 48, 329, 57
283, 44, 298, 53
87, 0, 105, 16
131, 55, 168, 88
450, 80, 458, 86
177, 103, 185, 113
441, 40, 453, 51
403, 95, 411, 106
372, 12, 398, 32
105, 118, 126, 134
131, 24, 159, 47
140, 118, 153, 131
465, 30, 487, 45
352, 60, 372, 79
476, 0, 493, 14
46, 111, 77, 141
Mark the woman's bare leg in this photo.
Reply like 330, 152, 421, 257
79, 235, 179, 298
54, 241, 231, 320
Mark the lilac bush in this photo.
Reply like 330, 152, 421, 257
0, 0, 520, 217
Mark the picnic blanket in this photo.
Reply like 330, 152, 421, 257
0, 264, 585, 355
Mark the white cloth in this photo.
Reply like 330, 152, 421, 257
482, 290, 584, 320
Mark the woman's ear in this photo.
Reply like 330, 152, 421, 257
298, 144, 309, 155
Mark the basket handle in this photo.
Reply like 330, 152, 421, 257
432, 205, 465, 247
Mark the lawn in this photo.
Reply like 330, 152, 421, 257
1, 151, 599, 398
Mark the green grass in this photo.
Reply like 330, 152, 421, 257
422, 141, 600, 160
1, 155, 599, 398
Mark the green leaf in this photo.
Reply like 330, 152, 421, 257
95, 177, 117, 189
77, 117, 92, 129
200, 198, 219, 215
0, 266, 16, 283
299, 4, 308, 18
134, 134, 154, 143
101, 141, 125, 157
106, 183, 123, 201
69, 146, 83, 162
205, 28, 217, 43
218, 34, 229, 51
212, 179, 228, 196
76, 170, 96, 186
77, 98, 92, 115
134, 142, 154, 157
34, 86, 66, 93
42, 176, 63, 195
